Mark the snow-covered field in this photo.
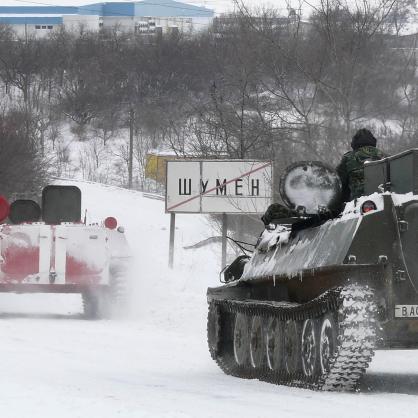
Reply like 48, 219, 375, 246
1, 180, 418, 418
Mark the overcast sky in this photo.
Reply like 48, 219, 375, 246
0, 0, 316, 17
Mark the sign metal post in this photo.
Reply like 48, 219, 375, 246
169, 212, 176, 268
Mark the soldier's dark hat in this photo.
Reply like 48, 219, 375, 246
351, 128, 376, 150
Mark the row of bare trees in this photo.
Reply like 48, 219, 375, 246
0, 0, 417, 196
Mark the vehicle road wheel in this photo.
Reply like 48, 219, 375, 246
265, 317, 284, 371
319, 313, 338, 374
301, 319, 319, 377
233, 313, 250, 366
284, 319, 301, 374
207, 303, 221, 359
250, 316, 265, 368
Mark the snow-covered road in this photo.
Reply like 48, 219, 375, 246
1, 301, 418, 418
1, 181, 418, 418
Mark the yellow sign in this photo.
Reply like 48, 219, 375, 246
145, 154, 177, 185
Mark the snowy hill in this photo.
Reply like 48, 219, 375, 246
0, 180, 418, 417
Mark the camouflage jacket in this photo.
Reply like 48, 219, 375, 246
336, 146, 386, 201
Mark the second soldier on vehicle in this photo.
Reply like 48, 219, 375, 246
336, 128, 386, 201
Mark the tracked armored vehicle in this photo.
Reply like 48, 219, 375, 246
0, 185, 131, 319
207, 150, 418, 391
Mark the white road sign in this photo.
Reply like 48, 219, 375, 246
166, 160, 273, 213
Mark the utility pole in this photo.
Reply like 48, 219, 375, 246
24, 23, 30, 145
128, 106, 134, 189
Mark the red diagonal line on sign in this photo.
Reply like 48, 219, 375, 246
167, 161, 271, 211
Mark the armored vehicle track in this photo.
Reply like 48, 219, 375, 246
207, 284, 378, 391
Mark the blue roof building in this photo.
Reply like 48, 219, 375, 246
0, 1, 214, 37
0, 6, 78, 14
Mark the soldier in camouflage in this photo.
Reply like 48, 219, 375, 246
336, 128, 386, 201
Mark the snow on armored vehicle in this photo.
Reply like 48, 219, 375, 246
207, 149, 418, 391
0, 185, 130, 319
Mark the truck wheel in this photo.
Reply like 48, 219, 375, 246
109, 273, 128, 315
284, 319, 301, 374
250, 316, 265, 368
82, 291, 99, 319
319, 313, 338, 374
265, 317, 284, 371
233, 313, 250, 366
82, 289, 111, 319
301, 319, 319, 377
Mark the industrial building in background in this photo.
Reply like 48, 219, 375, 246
0, 0, 214, 37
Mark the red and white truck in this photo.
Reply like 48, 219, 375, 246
0, 185, 131, 318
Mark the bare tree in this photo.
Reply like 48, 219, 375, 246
0, 110, 47, 197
